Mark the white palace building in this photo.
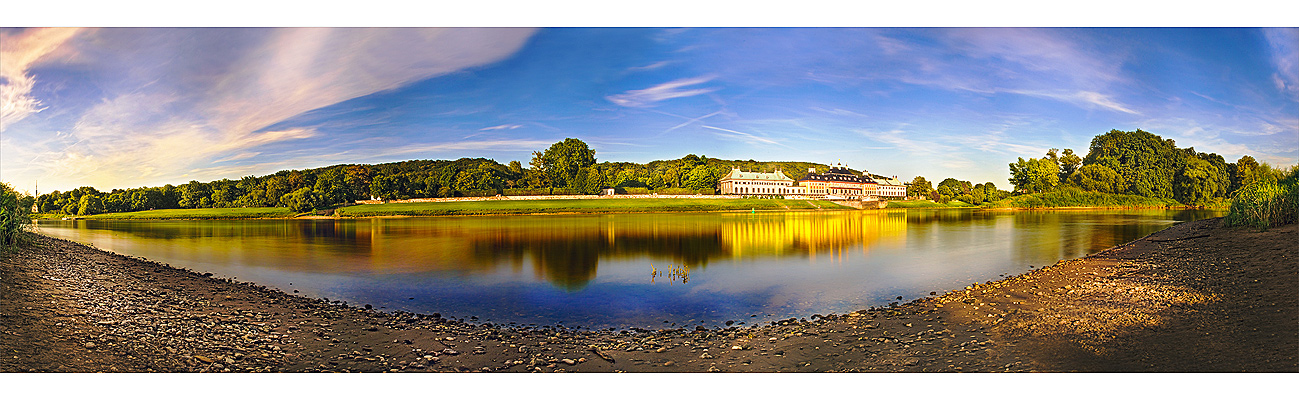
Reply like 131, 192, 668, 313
718, 164, 907, 201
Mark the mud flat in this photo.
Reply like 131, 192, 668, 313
2, 218, 1294, 372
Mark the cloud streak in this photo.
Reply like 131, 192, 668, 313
1263, 28, 1298, 95
606, 75, 718, 107
0, 28, 84, 131
8, 28, 537, 190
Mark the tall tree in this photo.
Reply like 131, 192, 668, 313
539, 138, 596, 190
1229, 155, 1259, 194
1009, 157, 1060, 194
1058, 149, 1082, 182
907, 176, 933, 198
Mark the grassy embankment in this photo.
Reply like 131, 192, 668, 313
884, 199, 975, 208
981, 188, 1183, 209
71, 207, 297, 220
337, 198, 852, 217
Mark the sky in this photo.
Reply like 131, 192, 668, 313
2, 27, 1297, 193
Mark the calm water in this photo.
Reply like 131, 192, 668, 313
34, 209, 1222, 329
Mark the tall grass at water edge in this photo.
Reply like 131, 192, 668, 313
1, 182, 33, 251
1225, 166, 1299, 229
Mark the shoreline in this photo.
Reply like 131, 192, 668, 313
3, 217, 1293, 372
39, 203, 1221, 222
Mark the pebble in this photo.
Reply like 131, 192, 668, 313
561, 359, 576, 365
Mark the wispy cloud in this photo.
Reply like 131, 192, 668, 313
628, 61, 673, 72
606, 75, 718, 107
1263, 28, 1298, 95
700, 125, 785, 147
10, 28, 537, 190
0, 28, 84, 131
479, 124, 523, 131
1008, 90, 1141, 115
855, 128, 960, 155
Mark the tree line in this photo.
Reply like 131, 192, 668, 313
37, 138, 840, 215
1006, 129, 1267, 205
902, 176, 1011, 206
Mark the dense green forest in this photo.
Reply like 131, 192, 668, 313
1004, 129, 1268, 207
35, 138, 842, 215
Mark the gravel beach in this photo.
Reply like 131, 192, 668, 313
2, 217, 1294, 372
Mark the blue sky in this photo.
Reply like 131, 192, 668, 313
2, 27, 1296, 193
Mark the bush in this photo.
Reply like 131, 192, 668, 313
1225, 166, 1299, 229
983, 187, 1182, 209
1, 182, 33, 249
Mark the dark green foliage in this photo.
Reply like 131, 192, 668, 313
1082, 129, 1185, 198
906, 176, 933, 198
1009, 156, 1059, 194
280, 187, 324, 213
1228, 155, 1259, 195
1173, 156, 1223, 206
983, 188, 1182, 209
1070, 164, 1126, 193
77, 194, 104, 215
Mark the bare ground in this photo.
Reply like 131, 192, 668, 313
2, 217, 1294, 373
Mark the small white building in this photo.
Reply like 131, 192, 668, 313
876, 176, 907, 198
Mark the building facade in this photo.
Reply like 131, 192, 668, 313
875, 176, 907, 198
718, 168, 801, 196
796, 165, 874, 200
718, 164, 904, 201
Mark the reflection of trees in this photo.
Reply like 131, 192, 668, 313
465, 211, 907, 289
469, 231, 726, 291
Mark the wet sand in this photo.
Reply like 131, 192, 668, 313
2, 217, 1294, 372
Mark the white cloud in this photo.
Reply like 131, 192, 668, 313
479, 124, 523, 131
1008, 90, 1141, 115
0, 28, 84, 131
700, 125, 784, 147
10, 28, 537, 191
1263, 28, 1298, 94
606, 75, 718, 107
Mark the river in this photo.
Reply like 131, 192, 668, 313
34, 208, 1223, 329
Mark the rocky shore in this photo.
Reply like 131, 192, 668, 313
2, 217, 1294, 372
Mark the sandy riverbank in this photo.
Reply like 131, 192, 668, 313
1, 217, 1293, 372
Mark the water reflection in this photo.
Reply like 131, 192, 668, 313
34, 209, 1222, 328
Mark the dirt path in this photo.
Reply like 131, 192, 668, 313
2, 218, 1294, 372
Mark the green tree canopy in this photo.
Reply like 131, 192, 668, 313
1009, 157, 1060, 194
1082, 129, 1184, 198
539, 138, 597, 190
1070, 164, 1126, 193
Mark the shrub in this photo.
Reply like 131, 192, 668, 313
1, 182, 33, 249
1225, 166, 1299, 229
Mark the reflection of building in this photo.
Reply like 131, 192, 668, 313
718, 164, 907, 201
720, 211, 908, 259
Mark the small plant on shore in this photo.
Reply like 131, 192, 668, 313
1, 182, 35, 251
1225, 164, 1299, 229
